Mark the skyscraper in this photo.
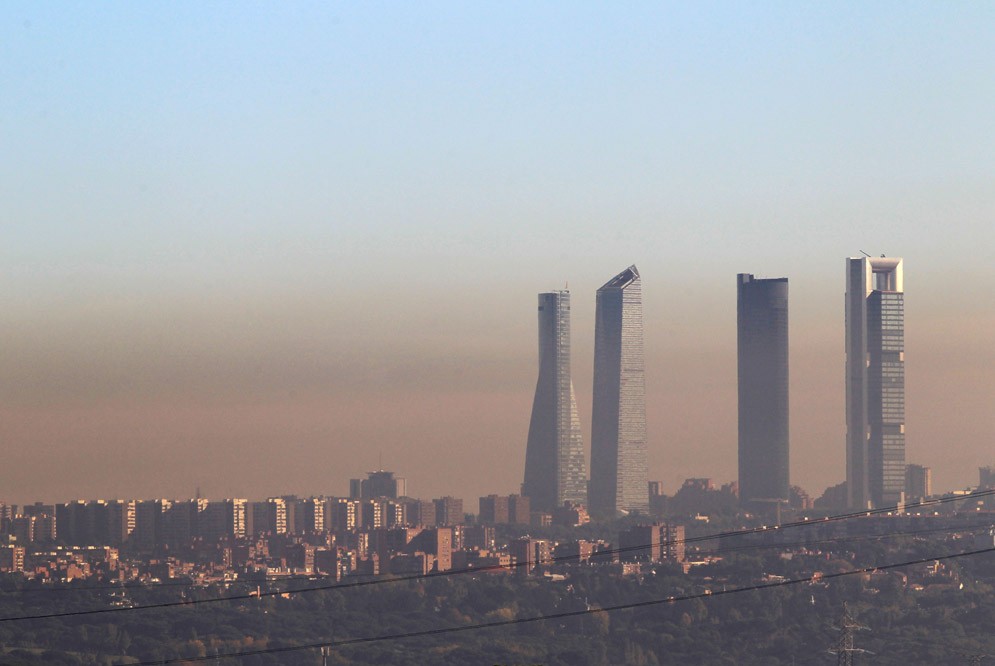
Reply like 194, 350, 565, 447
846, 256, 905, 509
522, 291, 587, 512
737, 274, 789, 506
589, 265, 648, 517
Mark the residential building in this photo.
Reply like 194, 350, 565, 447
326, 498, 358, 532
478, 495, 509, 525
905, 464, 932, 501
433, 496, 463, 526
508, 494, 531, 525
618, 523, 686, 563
404, 499, 437, 527
133, 499, 172, 550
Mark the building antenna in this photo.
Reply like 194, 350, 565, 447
859, 250, 872, 257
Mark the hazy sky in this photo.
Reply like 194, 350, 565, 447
2, 2, 994, 505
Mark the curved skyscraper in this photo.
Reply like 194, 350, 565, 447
589, 265, 648, 517
522, 291, 587, 513
846, 256, 905, 509
737, 273, 789, 507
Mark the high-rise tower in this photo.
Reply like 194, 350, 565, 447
589, 265, 648, 517
522, 291, 587, 512
846, 256, 905, 509
737, 274, 789, 506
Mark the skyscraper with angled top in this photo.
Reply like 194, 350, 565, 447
522, 291, 587, 513
589, 265, 648, 517
846, 256, 905, 509
737, 273, 789, 507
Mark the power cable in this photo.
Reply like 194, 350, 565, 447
0, 489, 991, 622
4, 519, 989, 607
5, 519, 989, 600
125, 545, 995, 665
698, 521, 994, 557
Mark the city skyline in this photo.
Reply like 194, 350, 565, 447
589, 266, 648, 517
3, 4, 994, 506
1, 256, 991, 508
522, 291, 587, 512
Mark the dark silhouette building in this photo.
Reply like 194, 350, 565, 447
433, 496, 463, 526
351, 470, 406, 499
617, 523, 686, 563
905, 463, 932, 501
478, 495, 509, 525
737, 273, 789, 506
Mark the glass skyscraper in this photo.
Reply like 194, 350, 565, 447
522, 291, 587, 513
846, 256, 905, 509
589, 265, 648, 517
737, 273, 789, 506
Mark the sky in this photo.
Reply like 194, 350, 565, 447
2, 2, 994, 505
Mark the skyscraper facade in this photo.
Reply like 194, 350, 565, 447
522, 291, 587, 512
737, 274, 789, 506
846, 256, 905, 509
589, 266, 648, 517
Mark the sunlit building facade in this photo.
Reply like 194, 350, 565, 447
522, 291, 588, 512
846, 256, 905, 509
589, 266, 648, 517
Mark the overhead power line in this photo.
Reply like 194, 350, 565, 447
0, 489, 991, 622
126, 546, 995, 666
701, 521, 993, 558
5, 520, 990, 602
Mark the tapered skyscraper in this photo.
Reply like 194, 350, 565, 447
846, 256, 905, 509
589, 265, 648, 517
522, 291, 587, 513
737, 274, 789, 506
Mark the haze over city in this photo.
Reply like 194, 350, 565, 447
3, 3, 994, 505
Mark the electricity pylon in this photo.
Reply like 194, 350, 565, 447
828, 603, 870, 666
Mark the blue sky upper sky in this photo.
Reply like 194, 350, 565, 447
2, 2, 994, 502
